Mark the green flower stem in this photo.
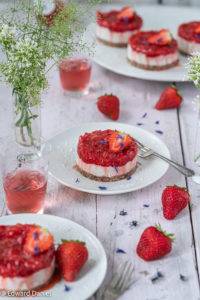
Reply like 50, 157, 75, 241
15, 93, 38, 146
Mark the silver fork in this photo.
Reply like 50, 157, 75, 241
102, 261, 134, 300
135, 138, 195, 177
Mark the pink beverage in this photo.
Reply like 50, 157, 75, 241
59, 57, 91, 92
3, 169, 47, 214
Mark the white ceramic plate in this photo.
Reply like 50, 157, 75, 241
43, 122, 170, 195
0, 214, 107, 300
85, 5, 200, 82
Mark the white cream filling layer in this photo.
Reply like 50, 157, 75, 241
0, 257, 55, 291
127, 44, 179, 67
96, 24, 139, 45
77, 156, 137, 178
177, 36, 200, 55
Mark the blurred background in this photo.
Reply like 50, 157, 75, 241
0, 0, 199, 6
88, 0, 200, 6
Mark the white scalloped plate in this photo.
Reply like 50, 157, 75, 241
0, 214, 107, 300
85, 5, 200, 81
43, 122, 170, 195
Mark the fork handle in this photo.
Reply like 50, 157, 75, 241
152, 152, 195, 177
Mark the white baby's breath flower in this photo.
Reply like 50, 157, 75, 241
187, 53, 200, 88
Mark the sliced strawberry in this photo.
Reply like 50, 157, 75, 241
109, 132, 132, 153
155, 85, 182, 110
97, 94, 120, 121
148, 29, 172, 46
117, 6, 135, 20
195, 25, 200, 34
56, 240, 88, 282
24, 226, 54, 255
162, 185, 190, 220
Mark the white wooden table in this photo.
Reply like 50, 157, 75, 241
1, 62, 200, 300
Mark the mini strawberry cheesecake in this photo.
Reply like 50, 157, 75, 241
127, 29, 179, 70
96, 6, 143, 47
76, 129, 138, 181
0, 224, 55, 291
178, 21, 200, 55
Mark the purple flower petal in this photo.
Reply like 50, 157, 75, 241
64, 285, 71, 292
116, 248, 126, 254
114, 166, 118, 173
129, 220, 138, 228
142, 113, 147, 118
99, 186, 107, 190
155, 130, 163, 135
119, 209, 128, 216
99, 140, 107, 145
180, 274, 188, 281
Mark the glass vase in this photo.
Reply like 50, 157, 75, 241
14, 94, 41, 148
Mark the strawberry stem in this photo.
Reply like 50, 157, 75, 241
155, 223, 175, 242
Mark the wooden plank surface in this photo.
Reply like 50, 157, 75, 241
1, 63, 200, 299
0, 1, 200, 299
27, 65, 200, 299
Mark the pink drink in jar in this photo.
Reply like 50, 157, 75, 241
59, 57, 91, 92
3, 169, 47, 214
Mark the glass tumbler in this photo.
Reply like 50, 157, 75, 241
1, 143, 48, 214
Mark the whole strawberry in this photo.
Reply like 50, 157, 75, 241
162, 185, 190, 220
136, 225, 174, 261
155, 85, 182, 110
97, 94, 120, 120
56, 240, 88, 282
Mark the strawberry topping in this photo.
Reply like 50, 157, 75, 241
109, 132, 132, 153
96, 8, 142, 33
129, 31, 177, 57
77, 130, 138, 167
24, 226, 54, 255
148, 29, 172, 46
178, 21, 200, 43
195, 24, 200, 34
0, 224, 55, 277
117, 6, 135, 21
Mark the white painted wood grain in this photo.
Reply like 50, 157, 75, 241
1, 62, 200, 299
176, 82, 200, 295
45, 65, 200, 299
0, 2, 199, 300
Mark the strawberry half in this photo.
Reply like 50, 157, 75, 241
136, 225, 174, 261
109, 131, 132, 153
117, 6, 135, 21
162, 185, 190, 220
97, 94, 120, 121
195, 25, 200, 34
24, 226, 54, 255
56, 240, 88, 282
148, 29, 172, 46
155, 85, 182, 110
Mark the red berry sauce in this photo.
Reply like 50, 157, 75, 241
96, 10, 143, 33
77, 130, 138, 167
0, 224, 55, 277
178, 21, 200, 43
129, 31, 178, 57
